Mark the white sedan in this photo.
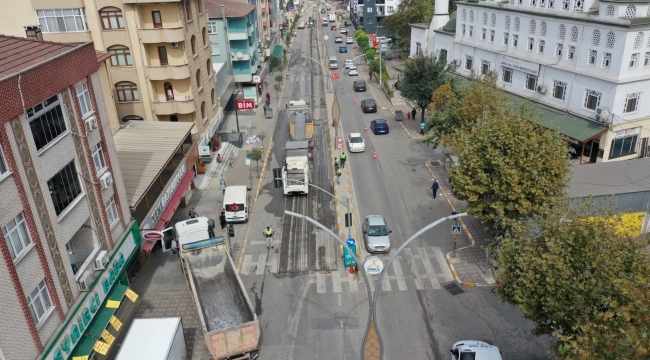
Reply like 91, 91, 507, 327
347, 66, 358, 76
346, 36, 354, 44
347, 133, 365, 152
335, 36, 343, 43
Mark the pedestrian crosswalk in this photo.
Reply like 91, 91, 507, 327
240, 246, 455, 293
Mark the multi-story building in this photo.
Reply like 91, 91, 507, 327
352, 0, 399, 36
0, 0, 219, 139
411, 0, 650, 163
0, 36, 139, 360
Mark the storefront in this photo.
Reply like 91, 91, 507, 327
40, 222, 141, 360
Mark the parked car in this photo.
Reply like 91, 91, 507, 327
377, 36, 390, 44
346, 36, 354, 44
353, 80, 367, 92
339, 46, 348, 53
335, 36, 343, 43
344, 59, 354, 68
322, 19, 328, 26
450, 341, 503, 360
340, 27, 347, 34
347, 66, 358, 76
347, 133, 365, 152
363, 215, 392, 253
331, 25, 337, 31
360, 99, 377, 113
370, 119, 389, 134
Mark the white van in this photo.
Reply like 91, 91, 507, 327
223, 186, 249, 222
329, 56, 338, 69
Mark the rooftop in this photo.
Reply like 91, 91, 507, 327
410, 22, 431, 29
113, 121, 194, 208
568, 158, 650, 198
0, 35, 76, 79
205, 0, 255, 18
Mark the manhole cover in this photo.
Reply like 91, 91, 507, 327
443, 282, 465, 296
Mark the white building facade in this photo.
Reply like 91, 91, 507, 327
412, 0, 650, 163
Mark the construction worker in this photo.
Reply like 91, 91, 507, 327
334, 157, 340, 169
263, 226, 274, 249
340, 152, 346, 168
336, 168, 342, 184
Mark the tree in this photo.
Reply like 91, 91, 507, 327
383, 0, 434, 49
496, 211, 650, 358
400, 54, 448, 122
247, 148, 263, 176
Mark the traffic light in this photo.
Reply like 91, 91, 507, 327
228, 224, 235, 238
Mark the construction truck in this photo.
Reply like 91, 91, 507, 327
283, 141, 309, 195
288, 100, 314, 149
162, 217, 260, 360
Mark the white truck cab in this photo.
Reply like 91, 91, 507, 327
161, 217, 216, 251
450, 340, 503, 360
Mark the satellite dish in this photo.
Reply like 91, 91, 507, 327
324, 35, 329, 41
237, 52, 243, 59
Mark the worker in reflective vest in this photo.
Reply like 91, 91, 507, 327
263, 227, 275, 249
340, 152, 346, 169
334, 157, 340, 169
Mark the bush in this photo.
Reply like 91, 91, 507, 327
355, 29, 366, 39
401, 52, 408, 60
275, 74, 283, 83
365, 48, 376, 59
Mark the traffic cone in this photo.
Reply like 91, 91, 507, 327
353, 97, 357, 104
373, 150, 377, 160
349, 264, 355, 274
364, 124, 368, 132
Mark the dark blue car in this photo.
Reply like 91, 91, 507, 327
371, 119, 389, 134
339, 46, 348, 53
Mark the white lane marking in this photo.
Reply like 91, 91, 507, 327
420, 247, 441, 289
317, 272, 326, 294
404, 248, 424, 290
256, 254, 267, 275
392, 258, 408, 291
432, 246, 455, 282
241, 255, 252, 275
332, 271, 342, 293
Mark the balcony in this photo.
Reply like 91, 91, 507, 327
234, 73, 253, 82
228, 31, 248, 41
147, 64, 191, 80
231, 51, 251, 61
139, 27, 185, 44
153, 97, 196, 115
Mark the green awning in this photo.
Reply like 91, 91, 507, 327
271, 45, 283, 58
69, 284, 129, 357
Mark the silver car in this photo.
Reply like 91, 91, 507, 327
363, 215, 392, 253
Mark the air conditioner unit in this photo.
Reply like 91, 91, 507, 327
595, 107, 611, 123
537, 85, 547, 94
99, 172, 113, 189
78, 271, 93, 292
84, 117, 97, 132
94, 250, 108, 270
171, 42, 180, 48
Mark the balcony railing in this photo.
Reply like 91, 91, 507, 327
139, 27, 185, 43
147, 63, 191, 80
153, 96, 196, 115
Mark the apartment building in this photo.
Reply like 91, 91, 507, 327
0, 36, 139, 360
412, 0, 650, 163
0, 0, 219, 138
352, 0, 399, 36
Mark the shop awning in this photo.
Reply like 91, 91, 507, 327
69, 284, 129, 358
154, 169, 195, 231
271, 44, 283, 58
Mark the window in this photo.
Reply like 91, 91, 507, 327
541, 21, 547, 36
538, 40, 545, 53
470, 10, 474, 22
588, 50, 597, 65
439, 49, 448, 62
36, 9, 87, 33
559, 24, 566, 40
212, 43, 220, 55
211, 88, 216, 106
75, 83, 92, 116
592, 29, 600, 46
574, 0, 584, 12
461, 25, 466, 36
366, 18, 373, 25
152, 11, 162, 28
540, 0, 546, 8
606, 31, 615, 48
196, 69, 201, 90
645, 52, 650, 66
108, 46, 132, 66
48, 162, 83, 216
562, 0, 570, 10
387, 6, 394, 13
416, 42, 422, 54
530, 20, 536, 34
201, 102, 206, 121
158, 46, 168, 66
504, 32, 509, 45
367, 7, 372, 13
491, 13, 496, 26
191, 35, 196, 55
549, 0, 555, 8
0, 142, 6, 176
634, 32, 643, 49
462, 9, 467, 21
502, 67, 513, 83
105, 196, 119, 227
530, 0, 537, 6
208, 21, 218, 33
624, 93, 641, 113
610, 128, 639, 159
606, 5, 615, 16
513, 34, 519, 47
3, 212, 32, 260
91, 143, 106, 174
527, 37, 534, 51
483, 12, 487, 25
481, 60, 490, 75
555, 43, 563, 57
481, 28, 486, 40
115, 82, 140, 102
603, 52, 612, 67
525, 74, 538, 90
469, 26, 473, 37
571, 26, 578, 41
27, 95, 67, 151
27, 280, 52, 325
567, 45, 575, 60
122, 115, 143, 122
630, 53, 639, 69
197, 0, 204, 14
206, 59, 212, 76
99, 9, 124, 30
202, 27, 207, 46
515, 17, 520, 31
505, 16, 510, 29
185, 0, 192, 20
465, 55, 473, 70
552, 80, 567, 100
584, 89, 601, 110
490, 30, 495, 42
624, 5, 636, 18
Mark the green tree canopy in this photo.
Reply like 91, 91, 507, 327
383, 0, 434, 49
400, 54, 449, 122
247, 148, 263, 175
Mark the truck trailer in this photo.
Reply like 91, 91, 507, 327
115, 318, 186, 360
283, 141, 310, 195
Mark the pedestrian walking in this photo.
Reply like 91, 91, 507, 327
369, 71, 373, 80
334, 157, 340, 169
411, 109, 417, 121
188, 207, 198, 218
407, 111, 411, 120
266, 92, 271, 105
431, 179, 439, 199
340, 152, 346, 169
258, 83, 263, 96
171, 239, 179, 256
420, 122, 425, 135
263, 226, 275, 249
336, 168, 342, 184
219, 211, 227, 232
220, 178, 226, 194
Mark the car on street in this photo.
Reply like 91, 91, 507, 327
363, 215, 392, 253
322, 19, 328, 26
347, 133, 365, 152
346, 36, 354, 44
377, 36, 390, 44
450, 341, 503, 360
339, 46, 348, 53
360, 99, 377, 113
344, 59, 354, 68
347, 66, 358, 76
335, 36, 343, 43
370, 119, 389, 134
340, 27, 347, 34
353, 80, 367, 92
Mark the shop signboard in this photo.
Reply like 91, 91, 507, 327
141, 161, 188, 230
43, 230, 138, 360
499, 55, 540, 76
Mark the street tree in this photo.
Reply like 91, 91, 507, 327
496, 211, 650, 358
247, 148, 263, 176
400, 54, 448, 122
383, 0, 434, 49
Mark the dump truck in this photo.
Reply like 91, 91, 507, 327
163, 217, 260, 360
288, 100, 314, 148
283, 141, 309, 195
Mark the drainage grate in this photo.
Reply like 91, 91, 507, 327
429, 161, 442, 167
443, 282, 465, 296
